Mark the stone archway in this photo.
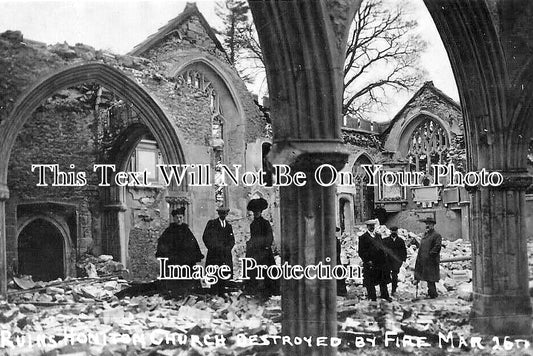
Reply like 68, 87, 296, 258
17, 217, 67, 282
172, 57, 247, 214
249, 3, 361, 355
250, 0, 533, 352
423, 0, 533, 335
0, 63, 189, 292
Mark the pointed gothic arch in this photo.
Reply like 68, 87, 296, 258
0, 62, 189, 274
172, 56, 248, 211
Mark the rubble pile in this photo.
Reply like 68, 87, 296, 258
338, 298, 471, 347
0, 227, 530, 355
76, 254, 128, 278
0, 292, 283, 355
8, 276, 129, 305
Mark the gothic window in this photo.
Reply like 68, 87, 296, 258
352, 155, 374, 223
407, 119, 448, 175
128, 137, 164, 185
179, 70, 227, 206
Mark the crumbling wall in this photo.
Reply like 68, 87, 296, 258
7, 88, 100, 272
135, 16, 268, 145
1, 31, 235, 280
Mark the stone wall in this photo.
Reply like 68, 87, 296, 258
1, 26, 269, 280
7, 88, 100, 272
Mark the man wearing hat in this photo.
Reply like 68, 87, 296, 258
156, 207, 203, 295
202, 206, 234, 294
383, 226, 407, 296
244, 198, 278, 298
358, 219, 391, 301
414, 216, 442, 298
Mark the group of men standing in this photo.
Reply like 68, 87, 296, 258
156, 201, 442, 301
156, 198, 278, 298
357, 217, 442, 301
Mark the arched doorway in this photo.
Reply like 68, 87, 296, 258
18, 218, 64, 281
338, 196, 354, 234
0, 63, 189, 271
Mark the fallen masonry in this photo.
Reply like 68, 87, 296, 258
0, 238, 531, 355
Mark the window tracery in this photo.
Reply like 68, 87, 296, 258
407, 119, 448, 175
179, 69, 226, 206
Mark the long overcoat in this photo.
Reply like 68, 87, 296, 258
202, 219, 235, 275
383, 235, 407, 271
155, 223, 203, 266
155, 222, 203, 292
245, 216, 278, 295
414, 229, 442, 282
358, 231, 390, 286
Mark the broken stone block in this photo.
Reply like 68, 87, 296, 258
103, 281, 118, 291
442, 277, 457, 291
0, 308, 19, 322
37, 293, 53, 303
436, 282, 447, 295
85, 263, 98, 278
54, 294, 66, 302
50, 42, 77, 59
46, 286, 65, 294
19, 304, 37, 313
457, 283, 473, 301
451, 269, 472, 283
100, 307, 124, 324
13, 276, 36, 290
1, 30, 23, 43
178, 305, 212, 321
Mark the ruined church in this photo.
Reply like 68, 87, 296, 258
1, 0, 532, 347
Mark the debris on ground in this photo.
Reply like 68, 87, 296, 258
76, 254, 128, 278
0, 238, 531, 355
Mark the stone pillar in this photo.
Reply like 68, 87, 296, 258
279, 151, 347, 355
102, 186, 127, 264
470, 171, 532, 335
248, 2, 360, 354
0, 184, 9, 295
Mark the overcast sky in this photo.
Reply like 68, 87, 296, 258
0, 0, 459, 122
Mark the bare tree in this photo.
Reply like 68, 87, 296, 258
219, 0, 425, 116
215, 0, 249, 65
235, 21, 266, 88
343, 0, 426, 118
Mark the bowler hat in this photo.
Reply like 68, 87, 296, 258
247, 198, 268, 212
171, 207, 186, 216
364, 219, 377, 225
216, 206, 230, 213
419, 217, 436, 224
390, 226, 398, 231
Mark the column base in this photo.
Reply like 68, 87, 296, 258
471, 293, 532, 335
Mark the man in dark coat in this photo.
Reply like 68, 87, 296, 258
358, 219, 391, 301
414, 217, 442, 299
374, 204, 388, 225
156, 207, 203, 295
383, 226, 407, 296
244, 198, 278, 298
202, 206, 234, 294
